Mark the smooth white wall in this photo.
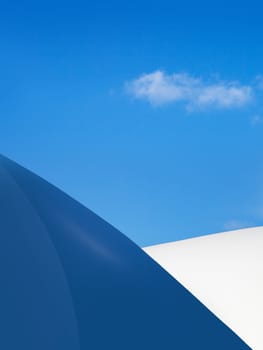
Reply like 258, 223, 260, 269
144, 227, 263, 349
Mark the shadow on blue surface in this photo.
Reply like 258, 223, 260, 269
0, 155, 251, 349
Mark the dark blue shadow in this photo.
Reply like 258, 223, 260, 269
0, 155, 251, 349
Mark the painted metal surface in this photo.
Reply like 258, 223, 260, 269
145, 227, 263, 349
0, 155, 250, 349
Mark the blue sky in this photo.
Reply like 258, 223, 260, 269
1, 1, 263, 246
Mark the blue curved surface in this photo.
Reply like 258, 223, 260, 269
0, 155, 250, 349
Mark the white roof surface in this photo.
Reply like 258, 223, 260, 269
144, 227, 263, 349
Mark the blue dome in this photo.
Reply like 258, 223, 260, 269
0, 155, 250, 349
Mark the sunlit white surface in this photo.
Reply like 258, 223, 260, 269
144, 227, 263, 349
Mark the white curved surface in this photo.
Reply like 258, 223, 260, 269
144, 227, 263, 349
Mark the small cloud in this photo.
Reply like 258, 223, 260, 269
250, 114, 263, 126
126, 70, 253, 111
223, 220, 252, 231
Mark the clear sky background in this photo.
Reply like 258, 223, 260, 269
1, 1, 263, 246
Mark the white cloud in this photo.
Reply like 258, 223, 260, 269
127, 70, 253, 110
